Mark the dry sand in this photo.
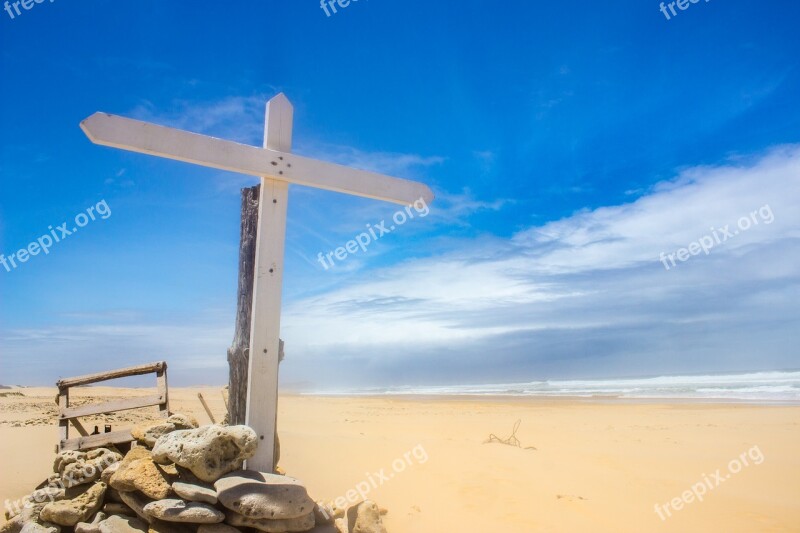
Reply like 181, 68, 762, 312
1, 386, 798, 532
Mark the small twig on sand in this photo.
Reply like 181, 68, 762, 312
197, 392, 216, 424
485, 419, 537, 450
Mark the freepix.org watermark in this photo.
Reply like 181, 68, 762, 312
4, 452, 119, 518
659, 0, 711, 21
316, 197, 429, 270
654, 445, 765, 521
1, 199, 112, 273
3, 0, 55, 20
319, 0, 360, 17
319, 444, 429, 520
659, 204, 774, 271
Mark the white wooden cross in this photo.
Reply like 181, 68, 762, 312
80, 93, 434, 471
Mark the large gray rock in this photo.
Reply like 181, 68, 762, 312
171, 482, 217, 505
225, 511, 315, 533
215, 471, 313, 520
98, 515, 148, 533
152, 426, 257, 483
40, 483, 106, 527
132, 415, 198, 448
142, 500, 224, 524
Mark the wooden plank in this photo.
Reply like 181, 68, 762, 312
60, 430, 134, 452
156, 369, 169, 417
245, 94, 291, 472
80, 110, 434, 206
71, 419, 89, 437
60, 394, 164, 420
57, 362, 166, 389
58, 390, 69, 445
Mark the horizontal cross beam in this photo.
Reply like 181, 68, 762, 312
80, 113, 434, 206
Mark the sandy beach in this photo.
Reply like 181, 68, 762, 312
1, 386, 798, 532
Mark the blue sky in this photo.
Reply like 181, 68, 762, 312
1, 0, 799, 388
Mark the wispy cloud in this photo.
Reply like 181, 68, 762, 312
5, 139, 798, 387
278, 144, 800, 386
129, 95, 269, 145
295, 142, 445, 177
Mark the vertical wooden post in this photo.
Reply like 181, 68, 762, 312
156, 365, 169, 417
58, 388, 69, 450
227, 185, 260, 426
245, 93, 293, 472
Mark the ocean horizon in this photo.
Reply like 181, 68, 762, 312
307, 370, 800, 403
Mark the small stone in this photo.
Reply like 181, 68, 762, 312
159, 464, 179, 477
18, 502, 47, 526
98, 515, 148, 533
147, 519, 192, 533
19, 523, 59, 533
166, 414, 199, 429
0, 516, 22, 533
75, 511, 107, 533
346, 501, 386, 533
40, 483, 106, 527
142, 500, 224, 524
333, 518, 347, 533
101, 463, 120, 484
53, 451, 82, 474
102, 503, 134, 516
132, 415, 198, 448
110, 448, 173, 500
225, 511, 315, 533
197, 525, 241, 533
55, 450, 122, 488
152, 426, 257, 483
172, 482, 217, 505
118, 491, 155, 524
313, 503, 335, 525
215, 471, 313, 520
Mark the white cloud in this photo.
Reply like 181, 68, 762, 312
5, 135, 799, 387
278, 145, 800, 385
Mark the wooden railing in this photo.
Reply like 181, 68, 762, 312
56, 361, 170, 452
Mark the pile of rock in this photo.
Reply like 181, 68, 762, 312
2, 414, 387, 533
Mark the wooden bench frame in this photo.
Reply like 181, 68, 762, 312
56, 361, 170, 451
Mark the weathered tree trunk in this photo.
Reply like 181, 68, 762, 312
227, 185, 260, 426
227, 185, 284, 466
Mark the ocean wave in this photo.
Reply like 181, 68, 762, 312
311, 371, 800, 402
